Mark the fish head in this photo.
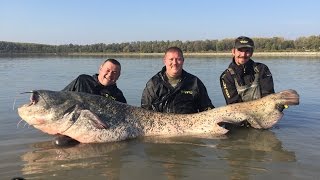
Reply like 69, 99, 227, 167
17, 90, 83, 135
245, 89, 299, 129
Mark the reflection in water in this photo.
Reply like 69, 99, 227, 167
142, 128, 296, 179
21, 141, 128, 179
143, 137, 208, 180
20, 129, 296, 179
218, 129, 296, 179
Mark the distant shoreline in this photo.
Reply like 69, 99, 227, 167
1, 51, 320, 57
69, 51, 320, 57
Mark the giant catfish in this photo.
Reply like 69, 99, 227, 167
17, 89, 299, 143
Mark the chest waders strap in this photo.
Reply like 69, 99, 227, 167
228, 64, 259, 77
253, 65, 259, 73
228, 64, 261, 102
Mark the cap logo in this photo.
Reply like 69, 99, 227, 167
240, 40, 248, 44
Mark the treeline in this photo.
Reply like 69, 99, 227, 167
1, 35, 320, 54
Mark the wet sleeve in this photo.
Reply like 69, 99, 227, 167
61, 75, 95, 94
260, 65, 275, 97
197, 79, 215, 111
141, 80, 156, 110
219, 71, 242, 105
62, 77, 79, 91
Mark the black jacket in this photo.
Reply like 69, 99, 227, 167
62, 74, 127, 103
141, 67, 214, 114
220, 59, 274, 105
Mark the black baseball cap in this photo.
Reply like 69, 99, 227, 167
234, 36, 254, 49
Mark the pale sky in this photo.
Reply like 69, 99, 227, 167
1, 0, 319, 45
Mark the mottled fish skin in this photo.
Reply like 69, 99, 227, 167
17, 89, 299, 143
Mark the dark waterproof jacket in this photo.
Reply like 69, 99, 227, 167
62, 74, 127, 103
141, 67, 214, 114
220, 59, 274, 105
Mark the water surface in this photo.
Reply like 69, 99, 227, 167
0, 56, 319, 179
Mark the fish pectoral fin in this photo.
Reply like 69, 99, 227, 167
80, 110, 108, 129
212, 122, 229, 135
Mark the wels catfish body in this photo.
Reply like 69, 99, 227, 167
17, 90, 299, 143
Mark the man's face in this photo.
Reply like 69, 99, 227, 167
163, 51, 184, 78
98, 61, 121, 86
232, 47, 253, 65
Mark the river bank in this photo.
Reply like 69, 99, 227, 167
68, 51, 320, 57
1, 51, 320, 57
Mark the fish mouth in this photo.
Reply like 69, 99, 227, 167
23, 90, 52, 109
19, 90, 42, 106
29, 91, 40, 106
18, 90, 80, 134
17, 91, 48, 126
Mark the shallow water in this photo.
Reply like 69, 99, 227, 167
0, 56, 319, 179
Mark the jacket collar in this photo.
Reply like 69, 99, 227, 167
229, 58, 255, 75
159, 66, 186, 81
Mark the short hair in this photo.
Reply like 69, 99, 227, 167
103, 58, 121, 68
164, 47, 184, 57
